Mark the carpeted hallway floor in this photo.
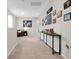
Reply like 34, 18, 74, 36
8, 37, 64, 59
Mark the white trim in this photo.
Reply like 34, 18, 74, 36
7, 43, 17, 57
61, 53, 68, 59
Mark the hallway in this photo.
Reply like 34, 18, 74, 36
8, 37, 64, 59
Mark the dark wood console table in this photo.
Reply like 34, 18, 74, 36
40, 31, 61, 55
17, 30, 28, 37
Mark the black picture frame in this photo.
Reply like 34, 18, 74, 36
23, 20, 32, 27
47, 7, 53, 15
45, 13, 52, 25
53, 18, 56, 24
64, 12, 71, 21
64, 0, 71, 9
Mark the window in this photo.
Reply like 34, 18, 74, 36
8, 14, 13, 28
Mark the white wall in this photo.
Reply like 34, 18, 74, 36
39, 0, 71, 59
7, 10, 17, 57
17, 17, 40, 38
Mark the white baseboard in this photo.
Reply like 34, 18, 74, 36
61, 53, 68, 59
7, 43, 17, 58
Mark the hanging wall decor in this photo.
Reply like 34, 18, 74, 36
45, 13, 52, 25
53, 10, 56, 16
53, 18, 56, 24
42, 19, 45, 26
64, 0, 71, 9
64, 12, 71, 21
57, 10, 62, 18
23, 20, 32, 27
47, 7, 53, 15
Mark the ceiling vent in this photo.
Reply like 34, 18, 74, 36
30, 2, 42, 6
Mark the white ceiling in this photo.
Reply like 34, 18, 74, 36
7, 0, 50, 17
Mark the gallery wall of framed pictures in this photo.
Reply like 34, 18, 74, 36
42, 0, 71, 26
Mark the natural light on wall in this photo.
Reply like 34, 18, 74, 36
8, 14, 13, 28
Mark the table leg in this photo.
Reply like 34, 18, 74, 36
59, 36, 61, 55
43, 33, 44, 41
52, 36, 54, 54
46, 34, 47, 45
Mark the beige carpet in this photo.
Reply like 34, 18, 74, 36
8, 36, 64, 59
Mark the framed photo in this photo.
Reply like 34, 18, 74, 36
53, 18, 56, 24
45, 13, 52, 25
64, 0, 71, 9
57, 10, 62, 18
53, 10, 56, 16
42, 19, 45, 26
23, 20, 32, 27
64, 12, 71, 21
47, 7, 53, 15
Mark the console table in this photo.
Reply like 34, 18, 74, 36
17, 30, 28, 37
40, 31, 61, 55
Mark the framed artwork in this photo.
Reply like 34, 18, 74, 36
42, 19, 45, 26
57, 10, 62, 18
64, 0, 71, 9
53, 18, 56, 24
47, 7, 53, 15
64, 12, 71, 21
53, 10, 56, 16
23, 20, 32, 27
45, 13, 52, 25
